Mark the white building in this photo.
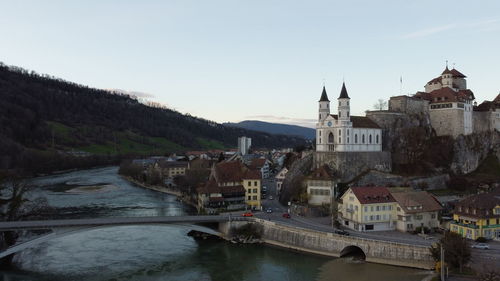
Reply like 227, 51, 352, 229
415, 67, 475, 137
316, 83, 382, 152
274, 167, 288, 194
237, 136, 252, 155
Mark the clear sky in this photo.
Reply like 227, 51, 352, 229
1, 1, 499, 128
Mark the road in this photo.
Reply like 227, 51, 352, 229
254, 173, 436, 246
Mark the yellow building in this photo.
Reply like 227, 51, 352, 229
159, 161, 189, 178
339, 187, 397, 231
450, 192, 500, 240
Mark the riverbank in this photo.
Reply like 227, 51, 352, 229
121, 176, 198, 209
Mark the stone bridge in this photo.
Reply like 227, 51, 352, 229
0, 216, 434, 269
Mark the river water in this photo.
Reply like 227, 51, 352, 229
1, 167, 430, 281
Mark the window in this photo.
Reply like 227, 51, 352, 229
364, 206, 368, 212
369, 135, 372, 144
247, 196, 251, 200
254, 181, 258, 186
362, 135, 365, 143
355, 134, 358, 143
347, 111, 349, 117
376, 135, 379, 144
376, 206, 380, 211
376, 215, 380, 220
389, 206, 392, 210
249, 181, 252, 186
365, 225, 374, 230
252, 195, 257, 200
328, 132, 334, 143
339, 101, 342, 107
370, 206, 374, 212
339, 137, 341, 143
364, 216, 368, 221
339, 112, 342, 117
339, 129, 341, 136
253, 188, 258, 193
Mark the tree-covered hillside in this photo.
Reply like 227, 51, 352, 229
0, 63, 305, 174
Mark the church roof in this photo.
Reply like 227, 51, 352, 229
319, 86, 330, 102
338, 82, 350, 99
329, 115, 381, 128
441, 66, 453, 75
428, 68, 467, 85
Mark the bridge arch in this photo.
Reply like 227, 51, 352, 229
340, 245, 366, 260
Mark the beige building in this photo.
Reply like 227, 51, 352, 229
306, 165, 334, 206
159, 161, 189, 178
339, 187, 397, 231
391, 191, 442, 232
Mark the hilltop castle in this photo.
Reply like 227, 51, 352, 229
389, 66, 499, 137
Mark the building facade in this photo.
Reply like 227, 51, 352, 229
237, 136, 252, 155
338, 187, 397, 231
391, 191, 442, 232
449, 191, 500, 240
306, 165, 334, 206
316, 83, 382, 152
275, 167, 288, 195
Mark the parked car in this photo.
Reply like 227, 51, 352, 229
282, 213, 291, 218
242, 212, 254, 217
334, 229, 350, 236
472, 243, 490, 249
266, 208, 273, 213
269, 196, 274, 200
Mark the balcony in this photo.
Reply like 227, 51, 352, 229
450, 221, 479, 229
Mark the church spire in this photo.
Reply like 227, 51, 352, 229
319, 86, 330, 102
338, 82, 350, 99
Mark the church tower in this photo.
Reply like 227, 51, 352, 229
338, 82, 350, 121
318, 86, 330, 121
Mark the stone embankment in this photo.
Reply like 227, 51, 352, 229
219, 219, 434, 269
123, 176, 182, 197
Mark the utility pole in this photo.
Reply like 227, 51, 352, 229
440, 244, 445, 281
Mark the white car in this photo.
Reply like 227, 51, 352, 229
472, 243, 490, 249
269, 196, 273, 200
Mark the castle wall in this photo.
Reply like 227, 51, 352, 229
473, 111, 491, 133
429, 108, 464, 137
313, 151, 391, 182
388, 96, 429, 115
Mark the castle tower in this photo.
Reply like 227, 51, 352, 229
441, 66, 453, 88
318, 86, 330, 121
338, 82, 350, 121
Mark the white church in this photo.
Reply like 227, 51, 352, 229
316, 83, 382, 152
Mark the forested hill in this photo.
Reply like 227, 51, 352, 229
0, 63, 305, 174
225, 120, 315, 139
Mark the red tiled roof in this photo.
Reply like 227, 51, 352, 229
427, 76, 442, 84
454, 192, 500, 219
214, 161, 261, 182
450, 68, 466, 78
308, 165, 333, 180
350, 187, 395, 204
329, 115, 380, 129
414, 88, 474, 104
249, 158, 267, 168
197, 179, 221, 194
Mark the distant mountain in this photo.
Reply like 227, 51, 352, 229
225, 120, 315, 139
0, 63, 306, 174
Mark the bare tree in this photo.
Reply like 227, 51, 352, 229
0, 175, 50, 267
373, 99, 388, 110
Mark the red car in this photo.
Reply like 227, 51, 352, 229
242, 212, 254, 217
282, 213, 291, 218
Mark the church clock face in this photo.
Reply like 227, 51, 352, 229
327, 121, 332, 127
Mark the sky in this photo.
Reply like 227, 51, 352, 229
1, 1, 499, 128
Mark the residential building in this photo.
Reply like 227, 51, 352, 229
197, 161, 261, 212
275, 167, 288, 194
158, 160, 189, 178
338, 187, 397, 231
248, 158, 271, 179
449, 191, 500, 240
316, 83, 383, 152
391, 191, 442, 232
306, 165, 334, 206
238, 136, 252, 155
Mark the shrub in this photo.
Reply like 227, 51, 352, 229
475, 237, 487, 243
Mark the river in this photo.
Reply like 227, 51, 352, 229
0, 167, 430, 281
